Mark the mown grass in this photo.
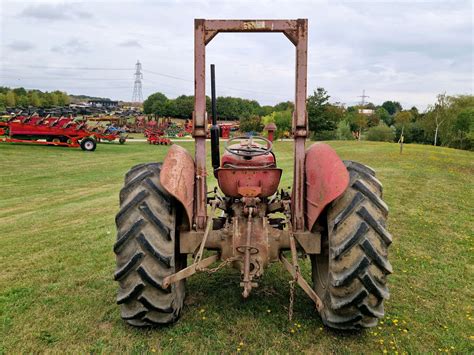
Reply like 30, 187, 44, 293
0, 140, 473, 353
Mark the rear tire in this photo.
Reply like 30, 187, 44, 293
311, 160, 392, 329
114, 163, 186, 326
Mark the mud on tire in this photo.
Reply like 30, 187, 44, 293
311, 160, 392, 329
114, 163, 186, 326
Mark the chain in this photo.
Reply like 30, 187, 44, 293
200, 257, 239, 274
288, 279, 296, 321
283, 205, 299, 322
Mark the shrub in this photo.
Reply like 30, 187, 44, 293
239, 114, 264, 133
311, 130, 337, 141
336, 120, 353, 140
367, 123, 395, 142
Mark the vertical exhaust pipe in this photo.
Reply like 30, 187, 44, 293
210, 64, 220, 171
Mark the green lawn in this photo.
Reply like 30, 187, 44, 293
0, 141, 473, 353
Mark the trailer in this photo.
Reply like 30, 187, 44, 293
0, 115, 97, 151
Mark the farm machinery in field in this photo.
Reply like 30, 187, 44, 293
0, 114, 128, 150
90, 124, 127, 144
144, 120, 173, 145
0, 115, 97, 151
114, 19, 391, 329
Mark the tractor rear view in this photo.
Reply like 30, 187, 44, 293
113, 19, 391, 329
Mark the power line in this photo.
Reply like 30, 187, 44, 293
143, 69, 192, 82
0, 75, 132, 81
2, 64, 292, 102
144, 68, 287, 97
4, 64, 290, 99
19, 65, 131, 71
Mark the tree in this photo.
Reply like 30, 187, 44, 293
12, 87, 27, 97
163, 100, 178, 117
349, 112, 368, 140
0, 93, 5, 112
395, 110, 413, 153
29, 91, 41, 107
5, 91, 15, 107
42, 92, 59, 107
307, 88, 343, 135
375, 107, 393, 126
258, 105, 274, 117
336, 120, 353, 140
143, 92, 168, 115
174, 95, 194, 119
426, 93, 450, 146
382, 101, 402, 116
410, 106, 419, 120
444, 95, 474, 149
367, 123, 395, 142
239, 114, 263, 133
367, 112, 380, 127
453, 109, 473, 149
16, 95, 29, 107
273, 101, 294, 112
273, 110, 292, 138
54, 91, 69, 106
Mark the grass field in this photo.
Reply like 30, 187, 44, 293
0, 140, 473, 353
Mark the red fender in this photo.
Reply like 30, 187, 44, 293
305, 143, 349, 231
160, 145, 195, 227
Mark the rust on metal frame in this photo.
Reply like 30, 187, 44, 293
193, 18, 309, 231
160, 144, 195, 226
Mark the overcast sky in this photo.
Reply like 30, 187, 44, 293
0, 0, 472, 109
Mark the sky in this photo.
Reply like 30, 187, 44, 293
0, 0, 472, 110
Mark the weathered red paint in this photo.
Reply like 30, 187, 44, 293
0, 116, 96, 148
305, 143, 349, 231
221, 148, 275, 167
160, 145, 195, 226
264, 122, 277, 142
216, 168, 282, 198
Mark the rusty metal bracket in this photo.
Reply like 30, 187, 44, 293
195, 200, 218, 266
162, 254, 219, 289
280, 254, 323, 312
294, 231, 321, 254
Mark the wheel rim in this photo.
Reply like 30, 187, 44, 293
85, 141, 93, 150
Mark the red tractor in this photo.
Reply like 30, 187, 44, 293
114, 19, 391, 329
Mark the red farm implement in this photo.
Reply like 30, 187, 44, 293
145, 129, 172, 145
144, 121, 172, 145
90, 126, 127, 144
0, 115, 97, 151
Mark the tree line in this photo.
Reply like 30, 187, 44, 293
306, 88, 473, 151
143, 92, 293, 120
144, 89, 473, 150
0, 87, 70, 111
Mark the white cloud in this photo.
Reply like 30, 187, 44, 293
20, 3, 93, 21
7, 40, 35, 52
118, 40, 142, 48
